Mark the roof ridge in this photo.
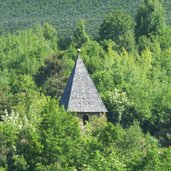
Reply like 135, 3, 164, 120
67, 56, 80, 111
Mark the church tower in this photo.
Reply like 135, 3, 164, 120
60, 50, 107, 124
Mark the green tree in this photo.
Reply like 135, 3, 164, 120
0, 109, 30, 170
12, 91, 81, 170
106, 88, 133, 126
72, 19, 90, 48
100, 10, 135, 41
0, 75, 14, 117
99, 10, 135, 52
35, 53, 67, 98
136, 0, 166, 37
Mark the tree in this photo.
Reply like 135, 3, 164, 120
35, 53, 67, 98
99, 10, 135, 52
136, 0, 166, 37
106, 88, 133, 126
100, 10, 135, 41
1, 89, 82, 170
0, 109, 30, 170
34, 99, 81, 170
72, 19, 90, 48
0, 77, 14, 117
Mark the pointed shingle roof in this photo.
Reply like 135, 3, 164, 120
60, 55, 107, 113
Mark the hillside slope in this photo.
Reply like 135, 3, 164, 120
0, 0, 170, 38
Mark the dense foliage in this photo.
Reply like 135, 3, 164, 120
0, 0, 171, 44
0, 0, 171, 170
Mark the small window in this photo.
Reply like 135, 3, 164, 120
83, 115, 89, 125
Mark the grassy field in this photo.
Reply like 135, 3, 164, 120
0, 0, 170, 39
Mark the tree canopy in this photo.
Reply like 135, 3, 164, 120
0, 0, 171, 170
99, 10, 136, 52
136, 0, 166, 37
